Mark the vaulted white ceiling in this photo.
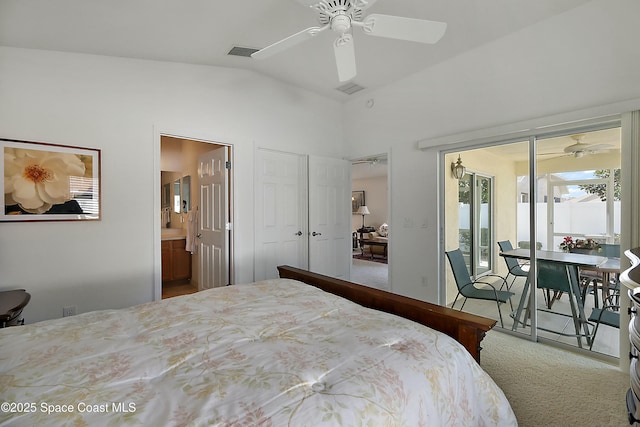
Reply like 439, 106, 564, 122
0, 0, 590, 101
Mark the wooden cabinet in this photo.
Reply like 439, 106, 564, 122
161, 239, 192, 282
161, 241, 172, 282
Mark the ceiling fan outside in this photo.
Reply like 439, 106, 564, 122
251, 0, 447, 82
352, 157, 387, 165
539, 134, 613, 158
562, 134, 612, 158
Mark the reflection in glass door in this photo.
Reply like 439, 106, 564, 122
458, 172, 493, 277
458, 174, 472, 272
476, 175, 492, 276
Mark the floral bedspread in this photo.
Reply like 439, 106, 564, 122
0, 279, 517, 426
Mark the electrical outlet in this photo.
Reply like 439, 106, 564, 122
63, 305, 77, 317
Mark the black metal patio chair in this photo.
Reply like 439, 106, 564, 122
445, 248, 514, 328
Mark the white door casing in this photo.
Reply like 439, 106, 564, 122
198, 146, 229, 288
254, 149, 308, 281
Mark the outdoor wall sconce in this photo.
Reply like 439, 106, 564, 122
451, 155, 466, 180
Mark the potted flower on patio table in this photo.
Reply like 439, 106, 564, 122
559, 236, 601, 254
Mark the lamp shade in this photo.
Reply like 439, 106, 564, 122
356, 205, 370, 215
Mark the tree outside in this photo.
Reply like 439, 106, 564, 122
578, 168, 620, 201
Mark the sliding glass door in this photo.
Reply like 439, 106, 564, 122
458, 172, 493, 278
444, 125, 622, 357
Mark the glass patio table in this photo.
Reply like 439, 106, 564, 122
499, 248, 608, 348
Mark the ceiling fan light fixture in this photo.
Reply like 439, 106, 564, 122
331, 13, 352, 33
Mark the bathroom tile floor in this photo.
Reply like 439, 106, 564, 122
162, 282, 197, 299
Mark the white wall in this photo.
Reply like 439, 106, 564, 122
0, 47, 345, 323
343, 0, 640, 302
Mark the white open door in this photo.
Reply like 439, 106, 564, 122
198, 146, 229, 288
254, 149, 308, 281
308, 155, 351, 279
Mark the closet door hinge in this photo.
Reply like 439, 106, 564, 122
225, 161, 231, 169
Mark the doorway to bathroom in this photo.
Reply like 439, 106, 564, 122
159, 135, 233, 299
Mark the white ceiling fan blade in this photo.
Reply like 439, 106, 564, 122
538, 152, 570, 157
360, 14, 447, 44
334, 34, 357, 82
584, 143, 613, 152
251, 26, 327, 60
563, 143, 590, 153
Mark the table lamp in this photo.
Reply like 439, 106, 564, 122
356, 205, 370, 229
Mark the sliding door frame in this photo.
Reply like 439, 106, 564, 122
438, 116, 621, 341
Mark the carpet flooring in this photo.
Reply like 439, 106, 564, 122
352, 253, 387, 264
481, 331, 629, 427
350, 258, 389, 290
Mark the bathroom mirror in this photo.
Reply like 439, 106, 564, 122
173, 178, 181, 214
182, 175, 191, 213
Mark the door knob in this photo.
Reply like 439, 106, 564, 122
312, 232, 322, 236
294, 231, 303, 236
196, 233, 202, 239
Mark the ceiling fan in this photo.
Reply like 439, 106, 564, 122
540, 134, 613, 159
251, 0, 447, 82
352, 156, 387, 165
561, 134, 613, 158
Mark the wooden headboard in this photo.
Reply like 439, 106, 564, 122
277, 265, 495, 363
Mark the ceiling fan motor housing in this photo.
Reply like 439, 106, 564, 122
317, 0, 364, 26
331, 13, 352, 33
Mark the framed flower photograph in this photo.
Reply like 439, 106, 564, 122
1, 138, 101, 222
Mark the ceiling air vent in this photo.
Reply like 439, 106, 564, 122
336, 82, 365, 95
227, 46, 259, 57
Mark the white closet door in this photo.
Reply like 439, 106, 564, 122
308, 155, 351, 279
254, 149, 308, 281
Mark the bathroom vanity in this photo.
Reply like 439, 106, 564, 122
161, 230, 192, 283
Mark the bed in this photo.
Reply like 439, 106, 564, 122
0, 266, 516, 426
